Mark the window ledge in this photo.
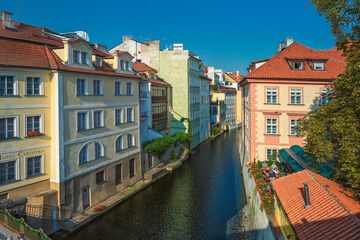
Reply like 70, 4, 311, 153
0, 179, 21, 186
0, 95, 20, 98
288, 104, 305, 106
96, 180, 107, 185
25, 134, 45, 138
264, 103, 280, 105
26, 173, 46, 180
92, 94, 104, 96
264, 134, 280, 136
93, 126, 104, 129
24, 94, 45, 97
0, 137, 21, 141
288, 135, 300, 137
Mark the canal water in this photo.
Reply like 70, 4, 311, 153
55, 129, 246, 240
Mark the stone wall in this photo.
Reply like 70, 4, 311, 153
240, 144, 277, 240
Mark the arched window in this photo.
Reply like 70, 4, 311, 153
79, 144, 88, 164
127, 134, 135, 148
116, 136, 123, 152
79, 141, 104, 164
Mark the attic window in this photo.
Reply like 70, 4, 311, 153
293, 62, 303, 70
73, 50, 88, 65
314, 62, 324, 70
96, 57, 102, 67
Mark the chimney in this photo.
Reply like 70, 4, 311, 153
236, 70, 239, 76
303, 183, 311, 208
94, 43, 107, 52
122, 36, 132, 42
173, 43, 184, 51
0, 11, 16, 30
286, 37, 294, 47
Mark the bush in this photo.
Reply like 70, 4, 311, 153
143, 133, 193, 156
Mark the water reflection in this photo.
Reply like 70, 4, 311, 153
53, 129, 246, 240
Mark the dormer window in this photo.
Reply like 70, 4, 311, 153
294, 62, 303, 70
73, 50, 88, 65
151, 74, 154, 79
73, 50, 80, 64
120, 60, 131, 71
314, 62, 324, 70
96, 57, 102, 67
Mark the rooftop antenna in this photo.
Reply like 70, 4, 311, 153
18, 1, 22, 22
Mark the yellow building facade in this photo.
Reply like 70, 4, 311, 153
0, 14, 142, 217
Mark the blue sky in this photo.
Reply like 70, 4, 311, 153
3, 0, 335, 75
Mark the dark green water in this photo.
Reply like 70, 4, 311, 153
52, 129, 246, 240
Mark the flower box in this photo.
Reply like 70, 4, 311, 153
93, 205, 104, 213
27, 131, 42, 137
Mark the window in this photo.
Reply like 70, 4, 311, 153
151, 74, 154, 79
96, 57, 102, 67
76, 79, 87, 95
79, 145, 88, 164
81, 52, 88, 64
115, 81, 122, 95
73, 50, 80, 64
77, 112, 88, 131
26, 116, 41, 135
321, 89, 332, 105
126, 82, 133, 95
125, 61, 130, 71
266, 118, 278, 134
0, 76, 15, 95
127, 108, 134, 122
120, 60, 125, 71
266, 88, 278, 104
95, 142, 102, 159
293, 62, 303, 70
115, 164, 122, 185
127, 134, 134, 148
266, 149, 278, 161
116, 136, 123, 152
26, 156, 42, 177
0, 117, 15, 139
290, 119, 298, 135
0, 160, 17, 184
93, 80, 102, 95
314, 62, 324, 70
129, 159, 135, 178
93, 111, 103, 128
290, 89, 302, 104
26, 77, 40, 95
115, 109, 123, 125
96, 171, 104, 184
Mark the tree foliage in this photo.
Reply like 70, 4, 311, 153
297, 0, 360, 197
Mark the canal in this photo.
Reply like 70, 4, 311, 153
55, 129, 246, 239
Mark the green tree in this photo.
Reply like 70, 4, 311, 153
297, 0, 360, 197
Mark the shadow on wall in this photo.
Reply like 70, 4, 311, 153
170, 113, 187, 135
309, 96, 320, 111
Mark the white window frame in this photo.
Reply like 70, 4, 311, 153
77, 111, 89, 131
79, 144, 88, 164
0, 158, 19, 184
314, 62, 324, 70
76, 78, 88, 96
93, 110, 104, 128
115, 108, 124, 125
95, 57, 102, 67
25, 114, 44, 137
81, 52, 88, 65
266, 88, 278, 104
24, 75, 43, 96
95, 142, 104, 159
0, 115, 19, 139
290, 119, 298, 135
115, 135, 124, 152
0, 74, 18, 96
266, 118, 278, 134
73, 50, 80, 64
92, 80, 103, 95
126, 82, 133, 95
114, 81, 122, 95
127, 134, 135, 148
25, 154, 44, 178
290, 88, 302, 104
321, 89, 332, 105
266, 149, 278, 161
126, 108, 134, 123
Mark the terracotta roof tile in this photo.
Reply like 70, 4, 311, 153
243, 42, 346, 81
132, 62, 157, 73
0, 20, 62, 47
271, 170, 360, 240
149, 78, 170, 86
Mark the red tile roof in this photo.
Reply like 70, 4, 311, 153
243, 42, 346, 81
203, 65, 208, 73
149, 78, 170, 86
92, 48, 113, 59
132, 62, 157, 73
272, 170, 360, 240
0, 20, 63, 47
226, 72, 243, 83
